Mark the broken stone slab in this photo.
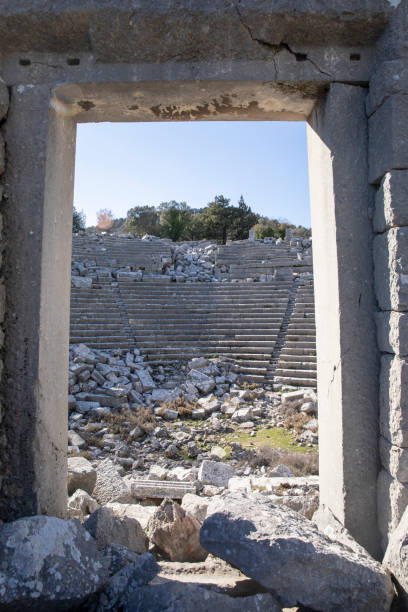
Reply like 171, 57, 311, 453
198, 460, 234, 488
124, 580, 281, 612
129, 479, 195, 500
68, 429, 86, 448
93, 458, 133, 505
68, 456, 97, 495
72, 275, 93, 288
85, 503, 148, 554
151, 388, 180, 404
383, 504, 408, 606
188, 369, 216, 394
147, 499, 207, 562
200, 492, 394, 611
136, 368, 156, 391
73, 343, 97, 364
281, 390, 305, 408
181, 493, 209, 522
116, 270, 143, 281
94, 552, 159, 612
0, 516, 108, 611
67, 488, 100, 519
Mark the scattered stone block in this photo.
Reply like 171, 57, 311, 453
198, 460, 234, 488
128, 479, 195, 500
93, 458, 133, 505
201, 492, 394, 611
68, 456, 97, 495
84, 503, 148, 554
72, 276, 93, 288
136, 368, 156, 391
67, 488, 100, 519
147, 499, 208, 562
181, 493, 209, 522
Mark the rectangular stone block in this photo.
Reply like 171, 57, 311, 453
376, 311, 408, 355
377, 469, 408, 550
374, 227, 408, 311
367, 60, 408, 117
373, 170, 408, 233
380, 354, 408, 447
369, 94, 408, 184
380, 436, 408, 483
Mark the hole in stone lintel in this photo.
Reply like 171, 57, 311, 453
67, 58, 80, 66
350, 53, 361, 61
19, 58, 31, 66
295, 53, 307, 62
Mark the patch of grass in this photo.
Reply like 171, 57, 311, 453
225, 426, 305, 453
249, 445, 318, 476
157, 396, 196, 418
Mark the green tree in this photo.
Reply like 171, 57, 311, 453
228, 195, 259, 240
200, 195, 233, 244
159, 201, 191, 242
125, 205, 161, 236
72, 206, 86, 232
252, 217, 287, 240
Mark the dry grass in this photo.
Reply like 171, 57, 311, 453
284, 412, 311, 434
157, 396, 196, 419
249, 445, 318, 476
106, 406, 155, 441
241, 382, 259, 390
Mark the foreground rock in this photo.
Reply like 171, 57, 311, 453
383, 505, 408, 605
123, 580, 281, 612
92, 552, 159, 612
85, 504, 148, 553
68, 488, 100, 519
200, 492, 394, 611
0, 516, 107, 611
147, 499, 207, 562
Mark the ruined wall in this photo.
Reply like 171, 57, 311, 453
0, 78, 8, 494
370, 3, 408, 551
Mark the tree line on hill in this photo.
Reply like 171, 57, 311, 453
73, 196, 311, 243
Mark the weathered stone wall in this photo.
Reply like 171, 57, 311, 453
370, 2, 408, 551
0, 0, 407, 557
0, 77, 8, 495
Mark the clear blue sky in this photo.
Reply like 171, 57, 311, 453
74, 121, 311, 228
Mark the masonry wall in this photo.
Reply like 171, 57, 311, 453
370, 2, 408, 551
0, 78, 8, 496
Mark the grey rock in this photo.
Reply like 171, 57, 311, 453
68, 488, 100, 519
68, 456, 97, 495
0, 516, 107, 611
124, 581, 281, 612
198, 460, 234, 487
94, 553, 159, 612
383, 504, 408, 605
200, 492, 394, 611
137, 368, 156, 391
188, 369, 216, 394
72, 276, 93, 288
181, 493, 209, 522
93, 459, 133, 505
147, 499, 207, 562
85, 503, 148, 554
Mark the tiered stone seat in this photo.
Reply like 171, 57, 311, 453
119, 280, 292, 382
70, 285, 133, 349
270, 278, 316, 387
71, 235, 171, 274
216, 241, 299, 279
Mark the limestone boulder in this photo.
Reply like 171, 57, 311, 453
68, 456, 97, 495
94, 552, 159, 612
147, 499, 207, 562
181, 493, 209, 522
93, 458, 133, 505
198, 459, 233, 487
72, 276, 93, 289
383, 504, 408, 605
200, 492, 394, 611
68, 488, 100, 519
85, 504, 148, 554
0, 516, 107, 611
124, 581, 281, 612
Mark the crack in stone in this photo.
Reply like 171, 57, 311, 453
234, 2, 332, 79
